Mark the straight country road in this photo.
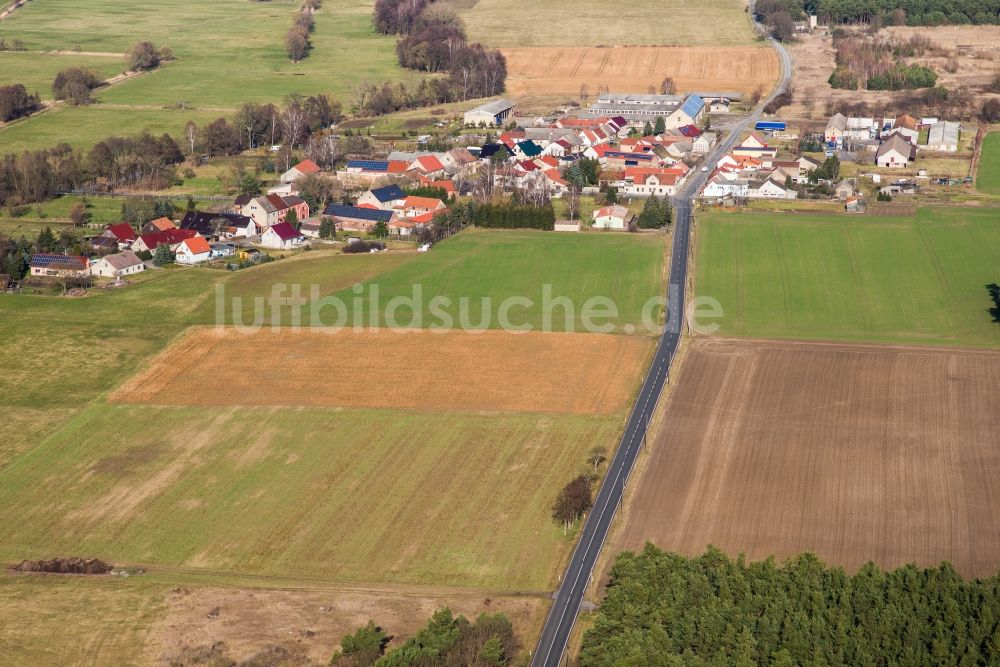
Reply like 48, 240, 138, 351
529, 34, 793, 667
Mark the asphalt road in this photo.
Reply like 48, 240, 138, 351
529, 36, 793, 667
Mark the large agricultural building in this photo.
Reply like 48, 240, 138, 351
464, 99, 517, 126
585, 92, 706, 128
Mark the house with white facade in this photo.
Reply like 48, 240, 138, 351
175, 237, 212, 264
90, 250, 145, 278
592, 205, 634, 230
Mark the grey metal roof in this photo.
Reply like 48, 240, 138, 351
468, 99, 516, 115
596, 93, 682, 105
927, 121, 960, 147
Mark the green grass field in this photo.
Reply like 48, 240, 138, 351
450, 0, 756, 47
0, 404, 619, 589
0, 106, 225, 153
695, 209, 1000, 348
327, 229, 666, 333
977, 133, 1000, 195
0, 52, 125, 100
0, 0, 424, 151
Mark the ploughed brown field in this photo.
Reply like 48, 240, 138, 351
110, 327, 653, 414
617, 337, 1000, 577
502, 46, 780, 98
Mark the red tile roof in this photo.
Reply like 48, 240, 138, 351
105, 223, 137, 241
148, 217, 175, 231
387, 160, 410, 174
181, 236, 211, 254
139, 229, 196, 248
268, 221, 301, 241
294, 159, 321, 175
266, 193, 290, 210
402, 195, 445, 210
413, 155, 445, 173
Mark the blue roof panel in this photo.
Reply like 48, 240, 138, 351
323, 204, 394, 222
347, 159, 390, 172
370, 184, 406, 202
680, 94, 705, 118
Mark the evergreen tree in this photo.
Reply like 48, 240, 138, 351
284, 207, 299, 230
642, 121, 654, 136
35, 226, 57, 253
654, 116, 666, 135
152, 244, 174, 265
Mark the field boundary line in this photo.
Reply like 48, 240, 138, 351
703, 335, 1000, 356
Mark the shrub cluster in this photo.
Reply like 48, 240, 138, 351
331, 608, 519, 666
127, 41, 171, 71
52, 67, 102, 105
0, 84, 41, 121
867, 63, 938, 90
286, 1, 320, 62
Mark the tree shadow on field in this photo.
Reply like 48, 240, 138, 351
987, 283, 1000, 324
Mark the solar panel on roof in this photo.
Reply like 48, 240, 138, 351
347, 160, 390, 172
323, 204, 394, 222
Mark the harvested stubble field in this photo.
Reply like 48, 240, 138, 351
452, 0, 757, 47
503, 46, 780, 98
111, 327, 653, 414
615, 337, 1000, 577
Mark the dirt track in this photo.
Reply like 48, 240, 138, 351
110, 327, 653, 414
503, 46, 779, 98
616, 337, 1000, 577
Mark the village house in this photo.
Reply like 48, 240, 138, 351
357, 184, 407, 211
834, 179, 856, 200
876, 133, 917, 168
463, 99, 516, 126
709, 99, 731, 113
732, 132, 777, 158
281, 159, 321, 183
692, 132, 717, 154
408, 155, 446, 178
890, 114, 920, 143
132, 229, 198, 254
141, 217, 176, 234
592, 205, 635, 230
242, 194, 309, 229
175, 236, 212, 264
101, 223, 137, 248
89, 236, 118, 252
323, 203, 396, 233
90, 250, 145, 278
260, 221, 305, 250
701, 172, 750, 199
29, 254, 90, 277
616, 167, 682, 198
181, 211, 258, 239
396, 195, 446, 218
747, 175, 798, 200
